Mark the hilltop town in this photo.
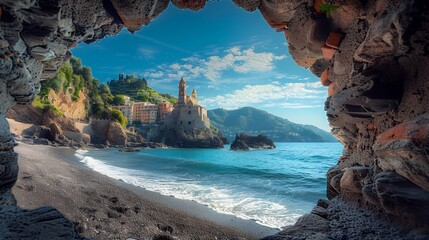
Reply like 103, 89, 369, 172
5, 57, 225, 149
111, 78, 224, 148
112, 78, 210, 131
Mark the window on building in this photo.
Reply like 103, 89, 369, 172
188, 121, 191, 125
188, 110, 191, 114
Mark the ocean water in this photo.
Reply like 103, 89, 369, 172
74, 142, 342, 229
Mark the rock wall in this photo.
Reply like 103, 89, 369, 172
47, 88, 88, 121
0, 0, 428, 238
90, 119, 127, 146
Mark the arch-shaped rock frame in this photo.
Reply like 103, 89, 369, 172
0, 0, 428, 238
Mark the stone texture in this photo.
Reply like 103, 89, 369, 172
375, 171, 429, 223
374, 114, 429, 192
110, 0, 169, 32
0, 152, 18, 195
90, 120, 127, 146
261, 213, 330, 240
232, 0, 260, 12
230, 133, 276, 150
47, 89, 88, 121
171, 0, 207, 10
0, 0, 429, 238
340, 166, 369, 195
158, 127, 224, 148
326, 166, 342, 200
0, 205, 84, 239
107, 121, 127, 146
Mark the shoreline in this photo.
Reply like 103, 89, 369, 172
12, 142, 277, 239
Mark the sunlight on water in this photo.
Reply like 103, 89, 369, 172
75, 142, 342, 229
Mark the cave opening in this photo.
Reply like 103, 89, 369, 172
4, 0, 428, 239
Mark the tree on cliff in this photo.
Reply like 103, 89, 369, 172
110, 109, 128, 128
36, 57, 128, 128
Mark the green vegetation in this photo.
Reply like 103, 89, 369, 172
35, 56, 178, 128
110, 109, 128, 128
208, 107, 336, 142
318, 2, 340, 16
110, 95, 126, 106
36, 57, 127, 127
32, 99, 63, 117
210, 123, 220, 134
108, 74, 177, 104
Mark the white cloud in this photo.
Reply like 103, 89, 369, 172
138, 47, 157, 59
170, 63, 181, 70
274, 73, 310, 80
145, 71, 164, 78
146, 47, 286, 83
200, 81, 325, 110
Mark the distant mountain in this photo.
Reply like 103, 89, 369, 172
208, 107, 336, 142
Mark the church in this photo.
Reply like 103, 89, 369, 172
164, 78, 210, 131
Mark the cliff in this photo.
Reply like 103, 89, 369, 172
90, 120, 127, 146
0, 0, 428, 239
153, 127, 224, 148
47, 89, 88, 121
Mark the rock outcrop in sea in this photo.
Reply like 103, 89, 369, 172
153, 127, 225, 148
230, 133, 276, 151
0, 0, 428, 239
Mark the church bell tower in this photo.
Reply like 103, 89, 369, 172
178, 78, 186, 106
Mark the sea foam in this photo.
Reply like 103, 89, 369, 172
74, 150, 301, 229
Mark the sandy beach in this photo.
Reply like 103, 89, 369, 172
12, 143, 277, 240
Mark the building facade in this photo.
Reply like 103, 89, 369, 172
165, 78, 210, 131
157, 101, 173, 123
114, 104, 133, 123
113, 99, 160, 124
132, 102, 157, 124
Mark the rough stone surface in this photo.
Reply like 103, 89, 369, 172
373, 114, 429, 192
0, 205, 85, 240
47, 89, 88, 121
158, 127, 224, 148
106, 121, 127, 146
375, 171, 429, 225
0, 0, 429, 238
261, 213, 330, 240
90, 120, 127, 146
232, 0, 260, 12
340, 166, 369, 196
230, 133, 276, 151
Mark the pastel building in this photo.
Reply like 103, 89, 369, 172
157, 101, 173, 123
113, 98, 161, 124
132, 102, 157, 124
165, 78, 210, 131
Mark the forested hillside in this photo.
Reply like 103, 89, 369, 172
107, 74, 177, 105
35, 57, 127, 127
208, 107, 336, 142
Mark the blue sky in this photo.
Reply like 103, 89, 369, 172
71, 1, 330, 131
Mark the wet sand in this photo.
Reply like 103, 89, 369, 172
12, 143, 277, 240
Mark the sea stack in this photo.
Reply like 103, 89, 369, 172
230, 133, 276, 151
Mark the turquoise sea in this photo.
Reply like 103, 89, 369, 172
75, 142, 342, 229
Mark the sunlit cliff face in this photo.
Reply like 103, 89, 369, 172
0, 0, 428, 232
